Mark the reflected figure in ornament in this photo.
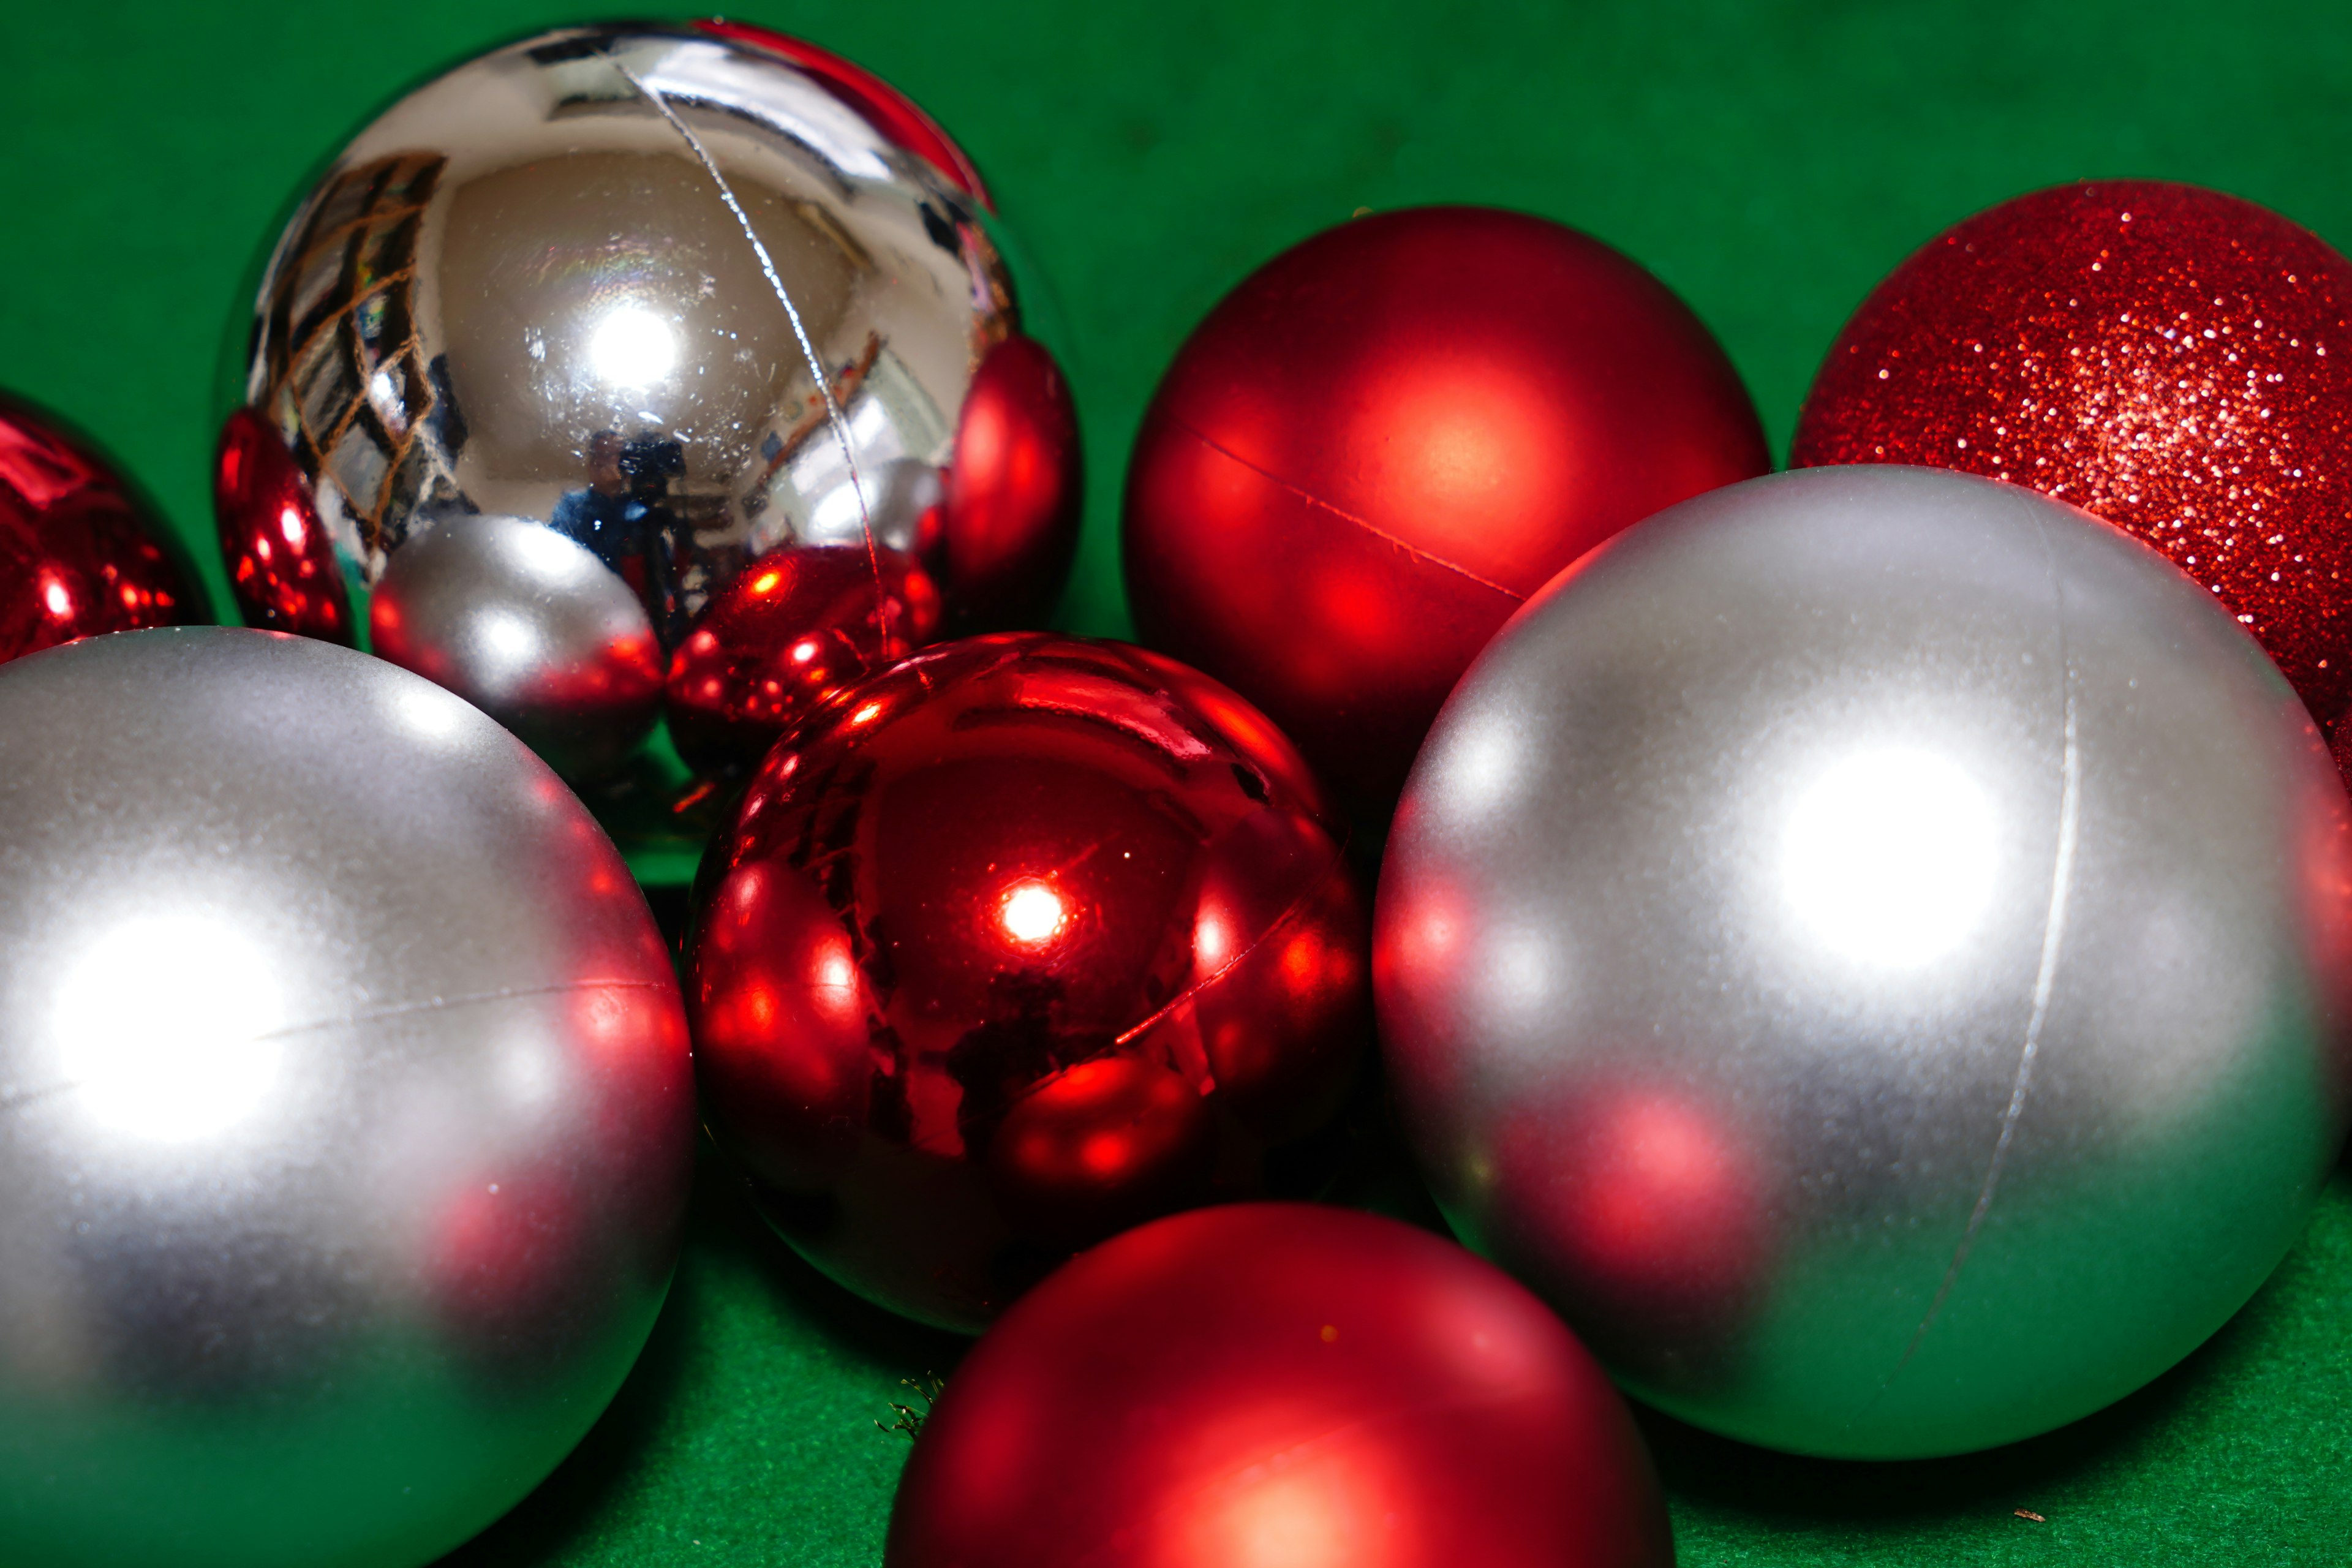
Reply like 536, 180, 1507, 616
550, 430, 647, 595
622, 436, 688, 647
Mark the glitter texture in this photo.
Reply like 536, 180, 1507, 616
1793, 181, 2352, 737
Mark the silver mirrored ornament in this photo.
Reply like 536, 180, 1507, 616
216, 23, 1080, 805
1376, 465, 2352, 1458
0, 628, 694, 1567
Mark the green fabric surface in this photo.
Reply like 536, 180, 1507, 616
6, 0, 2352, 1561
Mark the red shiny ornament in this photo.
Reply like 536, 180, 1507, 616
1125, 206, 1770, 803
214, 405, 352, 641
0, 398, 201, 659
885, 1203, 1674, 1568
687, 635, 1369, 1329
694, 18, 991, 208
1794, 179, 2352, 741
664, 545, 940, 775
939, 333, 1084, 631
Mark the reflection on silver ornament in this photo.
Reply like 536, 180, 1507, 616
1376, 464, 2352, 1459
216, 23, 1080, 791
0, 628, 694, 1567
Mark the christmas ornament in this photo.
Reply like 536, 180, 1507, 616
885, 1202, 1674, 1568
687, 634, 1368, 1330
1793, 179, 2352, 744
0, 628, 694, 1567
1124, 205, 1768, 804
1376, 465, 2352, 1459
1, 396, 200, 659
217, 22, 1079, 799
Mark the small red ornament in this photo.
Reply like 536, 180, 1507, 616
884, 1202, 1675, 1568
214, 405, 352, 642
938, 333, 1084, 632
1794, 179, 2352, 740
687, 635, 1368, 1329
695, 18, 992, 208
663, 545, 939, 775
0, 397, 202, 659
1124, 206, 1769, 803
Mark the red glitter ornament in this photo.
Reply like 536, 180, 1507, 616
1795, 180, 2352, 740
0, 398, 202, 659
885, 1202, 1674, 1568
686, 635, 1369, 1329
1125, 206, 1769, 803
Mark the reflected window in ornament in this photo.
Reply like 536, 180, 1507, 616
1781, 747, 1997, 968
999, 880, 1068, 947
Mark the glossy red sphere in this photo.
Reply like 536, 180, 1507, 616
939, 333, 1084, 631
1124, 206, 1769, 804
687, 635, 1369, 1329
214, 405, 352, 642
0, 398, 201, 659
885, 1203, 1674, 1568
664, 545, 940, 775
695, 18, 992, 208
1794, 180, 2352, 742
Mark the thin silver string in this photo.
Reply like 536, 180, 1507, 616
614, 56, 879, 581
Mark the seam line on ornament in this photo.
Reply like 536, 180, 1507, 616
1166, 415, 1528, 603
244, 978, 673, 1041
0, 1082, 77, 1119
1872, 509, 2082, 1409
613, 51, 883, 596
904, 836, 1354, 1156
0, 981, 671, 1117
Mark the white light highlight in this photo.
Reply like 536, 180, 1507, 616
54, 914, 291, 1144
1782, 748, 1997, 968
587, 305, 678, 388
999, 880, 1068, 946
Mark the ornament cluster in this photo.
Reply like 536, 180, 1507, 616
4, 18, 2352, 1568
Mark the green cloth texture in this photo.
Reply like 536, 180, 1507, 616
6, 0, 2352, 1561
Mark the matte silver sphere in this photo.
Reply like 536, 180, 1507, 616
0, 628, 694, 1566
219, 23, 1080, 787
1376, 466, 2352, 1459
371, 513, 663, 779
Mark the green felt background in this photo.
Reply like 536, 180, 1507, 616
6, 0, 2352, 1561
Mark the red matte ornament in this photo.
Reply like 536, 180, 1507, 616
1123, 206, 1769, 804
884, 1202, 1675, 1568
1794, 179, 2352, 741
0, 398, 202, 660
664, 545, 939, 775
686, 635, 1369, 1329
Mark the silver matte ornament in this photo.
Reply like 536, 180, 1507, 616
219, 23, 1079, 794
0, 628, 694, 1567
1376, 466, 2352, 1459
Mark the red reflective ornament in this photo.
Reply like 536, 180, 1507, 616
214, 405, 351, 641
1125, 206, 1769, 804
1794, 180, 2352, 741
664, 545, 939, 775
886, 1203, 1674, 1568
695, 18, 992, 208
0, 398, 201, 659
687, 635, 1369, 1329
939, 333, 1084, 631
